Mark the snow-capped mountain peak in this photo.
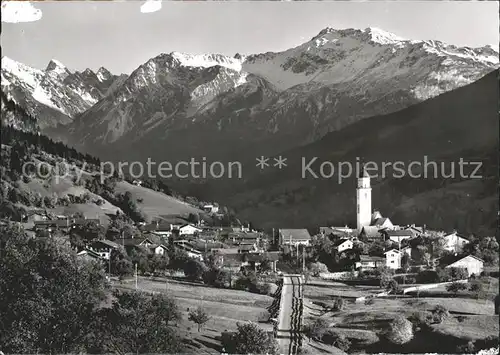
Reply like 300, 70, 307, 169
364, 27, 406, 45
45, 59, 67, 72
169, 51, 244, 72
1, 56, 120, 128
45, 59, 71, 80
96, 67, 112, 82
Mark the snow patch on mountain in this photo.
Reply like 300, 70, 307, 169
32, 85, 68, 115
189, 67, 248, 114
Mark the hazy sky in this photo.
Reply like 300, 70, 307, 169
2, 1, 498, 74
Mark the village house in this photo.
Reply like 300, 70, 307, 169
87, 239, 121, 260
23, 210, 49, 223
76, 248, 104, 262
384, 249, 402, 269
445, 255, 483, 277
333, 238, 353, 253
122, 237, 168, 255
371, 217, 394, 230
34, 219, 72, 232
384, 247, 412, 269
216, 251, 280, 273
173, 240, 203, 260
320, 226, 354, 237
443, 232, 470, 253
178, 224, 202, 236
403, 225, 425, 236
359, 226, 383, 240
203, 204, 219, 214
355, 255, 385, 270
383, 229, 416, 244
279, 229, 311, 247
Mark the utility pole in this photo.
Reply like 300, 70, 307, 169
302, 245, 306, 273
135, 263, 138, 290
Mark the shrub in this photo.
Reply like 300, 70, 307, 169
364, 297, 375, 305
188, 306, 210, 332
387, 316, 414, 344
446, 281, 468, 295
431, 305, 449, 324
408, 311, 432, 330
456, 340, 475, 354
321, 330, 351, 351
405, 276, 416, 285
257, 282, 272, 295
303, 318, 329, 341
333, 335, 351, 352
257, 310, 271, 323
221, 322, 279, 355
386, 279, 399, 294
183, 259, 207, 281
234, 273, 259, 293
308, 262, 328, 277
456, 315, 466, 323
416, 270, 439, 284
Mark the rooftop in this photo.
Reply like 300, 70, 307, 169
279, 229, 311, 241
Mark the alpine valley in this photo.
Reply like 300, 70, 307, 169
2, 27, 498, 234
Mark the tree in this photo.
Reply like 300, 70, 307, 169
222, 322, 279, 355
386, 279, 399, 294
148, 254, 170, 275
129, 247, 150, 274
203, 267, 231, 288
0, 223, 108, 353
468, 281, 484, 299
401, 253, 411, 271
183, 259, 207, 281
387, 316, 414, 345
408, 311, 432, 331
379, 267, 394, 289
308, 262, 328, 277
303, 318, 329, 341
110, 248, 133, 278
446, 282, 468, 296
100, 290, 182, 353
332, 334, 351, 352
188, 306, 211, 332
431, 305, 449, 324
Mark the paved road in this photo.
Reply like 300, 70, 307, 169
276, 274, 304, 355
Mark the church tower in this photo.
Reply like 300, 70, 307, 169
356, 166, 372, 230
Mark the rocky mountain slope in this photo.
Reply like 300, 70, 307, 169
1, 56, 123, 129
59, 27, 498, 163
214, 70, 499, 235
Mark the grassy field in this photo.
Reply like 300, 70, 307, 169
302, 280, 498, 353
432, 315, 499, 340
405, 277, 499, 301
19, 170, 122, 226
114, 277, 274, 353
115, 181, 203, 221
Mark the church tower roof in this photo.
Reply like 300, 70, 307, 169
359, 164, 370, 178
